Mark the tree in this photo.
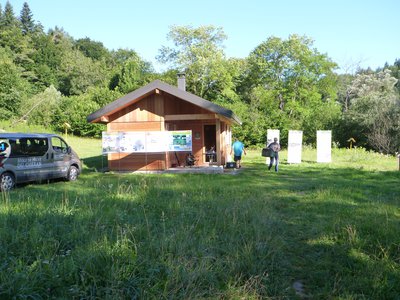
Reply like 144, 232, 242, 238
241, 35, 340, 144
0, 47, 31, 119
53, 93, 104, 137
2, 1, 17, 27
0, 1, 37, 85
109, 50, 153, 93
111, 48, 142, 65
336, 73, 355, 112
157, 25, 235, 102
75, 37, 110, 61
0, 2, 22, 50
58, 49, 109, 95
343, 70, 399, 153
30, 34, 61, 89
19, 2, 35, 35
20, 85, 62, 126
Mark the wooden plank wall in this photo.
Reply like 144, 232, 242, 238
108, 153, 165, 171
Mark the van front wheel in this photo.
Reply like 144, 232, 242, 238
1, 172, 15, 191
67, 166, 79, 181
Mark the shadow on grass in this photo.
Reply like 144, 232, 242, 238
81, 155, 107, 172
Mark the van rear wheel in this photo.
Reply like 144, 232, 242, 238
67, 166, 79, 181
1, 172, 15, 191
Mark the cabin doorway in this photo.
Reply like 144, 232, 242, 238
204, 125, 216, 163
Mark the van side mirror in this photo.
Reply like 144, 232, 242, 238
67, 146, 72, 154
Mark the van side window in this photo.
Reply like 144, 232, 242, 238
51, 137, 68, 153
29, 138, 48, 156
9, 139, 26, 157
8, 138, 48, 157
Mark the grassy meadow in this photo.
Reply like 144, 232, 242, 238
0, 132, 399, 299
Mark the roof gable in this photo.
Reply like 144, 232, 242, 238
86, 80, 241, 125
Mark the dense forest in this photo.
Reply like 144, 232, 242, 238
0, 2, 399, 154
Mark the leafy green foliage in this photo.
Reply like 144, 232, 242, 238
75, 37, 110, 61
21, 85, 62, 126
157, 25, 236, 102
342, 70, 400, 153
58, 49, 109, 96
52, 86, 123, 137
109, 55, 153, 94
0, 47, 31, 119
239, 35, 341, 145
53, 94, 103, 137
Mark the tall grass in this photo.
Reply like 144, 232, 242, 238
0, 131, 399, 298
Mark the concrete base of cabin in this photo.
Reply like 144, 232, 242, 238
166, 165, 224, 174
101, 165, 244, 174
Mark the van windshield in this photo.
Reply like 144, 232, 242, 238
1, 138, 49, 157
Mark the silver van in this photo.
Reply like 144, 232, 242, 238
0, 133, 81, 191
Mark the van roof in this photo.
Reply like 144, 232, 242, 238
0, 133, 60, 139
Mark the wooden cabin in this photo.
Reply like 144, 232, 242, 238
87, 78, 241, 171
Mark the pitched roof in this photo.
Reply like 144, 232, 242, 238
86, 80, 242, 125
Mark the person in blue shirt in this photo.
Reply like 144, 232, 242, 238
230, 138, 246, 168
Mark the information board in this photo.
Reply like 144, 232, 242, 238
317, 130, 332, 163
287, 130, 303, 164
102, 130, 192, 154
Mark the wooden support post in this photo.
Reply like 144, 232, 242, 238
216, 119, 221, 166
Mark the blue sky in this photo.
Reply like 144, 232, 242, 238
4, 0, 399, 73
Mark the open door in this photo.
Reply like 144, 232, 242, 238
204, 125, 216, 163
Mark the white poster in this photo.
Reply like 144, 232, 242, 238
120, 132, 146, 152
266, 129, 280, 164
146, 131, 168, 152
102, 132, 120, 154
317, 130, 332, 163
267, 129, 280, 146
287, 130, 302, 163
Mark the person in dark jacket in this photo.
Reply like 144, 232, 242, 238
267, 137, 281, 172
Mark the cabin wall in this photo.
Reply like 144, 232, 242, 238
108, 153, 165, 171
107, 94, 164, 131
106, 92, 231, 171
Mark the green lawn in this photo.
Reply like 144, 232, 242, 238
0, 137, 399, 299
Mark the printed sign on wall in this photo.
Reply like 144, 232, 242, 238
287, 130, 303, 164
102, 130, 192, 154
119, 132, 146, 153
102, 132, 120, 154
169, 131, 192, 152
317, 130, 332, 163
